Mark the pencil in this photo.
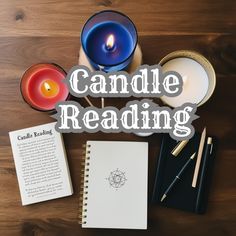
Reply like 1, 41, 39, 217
192, 128, 206, 188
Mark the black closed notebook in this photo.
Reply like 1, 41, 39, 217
152, 133, 217, 214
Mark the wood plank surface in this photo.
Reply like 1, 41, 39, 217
0, 0, 236, 235
0, 0, 235, 36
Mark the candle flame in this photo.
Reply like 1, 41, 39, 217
41, 80, 59, 97
182, 75, 188, 84
106, 34, 115, 49
44, 82, 51, 91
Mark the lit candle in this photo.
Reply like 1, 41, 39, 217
81, 10, 137, 72
20, 63, 69, 112
159, 51, 216, 107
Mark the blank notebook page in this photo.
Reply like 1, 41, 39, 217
81, 141, 148, 229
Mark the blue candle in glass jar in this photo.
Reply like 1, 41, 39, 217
81, 11, 138, 72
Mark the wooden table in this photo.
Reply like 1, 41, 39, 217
0, 0, 235, 235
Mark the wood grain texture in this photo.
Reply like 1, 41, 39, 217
0, 0, 236, 235
0, 0, 235, 36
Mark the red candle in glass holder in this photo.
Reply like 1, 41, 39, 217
20, 63, 69, 112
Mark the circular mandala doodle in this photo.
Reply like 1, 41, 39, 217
107, 169, 127, 189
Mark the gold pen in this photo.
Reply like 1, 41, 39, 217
171, 140, 189, 157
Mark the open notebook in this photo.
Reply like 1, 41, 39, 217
79, 141, 148, 229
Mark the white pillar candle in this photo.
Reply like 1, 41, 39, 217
161, 57, 209, 107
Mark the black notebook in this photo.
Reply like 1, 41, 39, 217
152, 133, 217, 214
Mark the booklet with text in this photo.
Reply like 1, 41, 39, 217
9, 122, 73, 205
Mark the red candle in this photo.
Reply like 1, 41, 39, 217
20, 63, 69, 112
